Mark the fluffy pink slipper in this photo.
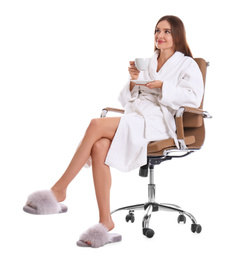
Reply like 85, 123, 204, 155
23, 190, 68, 215
77, 223, 122, 248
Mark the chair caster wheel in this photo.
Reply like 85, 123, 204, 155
177, 214, 186, 224
191, 223, 202, 233
126, 213, 135, 223
143, 228, 154, 238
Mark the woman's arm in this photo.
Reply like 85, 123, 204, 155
118, 61, 141, 107
130, 81, 136, 91
158, 61, 204, 110
128, 61, 140, 91
146, 80, 163, 89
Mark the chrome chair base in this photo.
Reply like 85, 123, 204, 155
111, 167, 202, 237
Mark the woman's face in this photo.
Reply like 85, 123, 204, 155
155, 20, 175, 53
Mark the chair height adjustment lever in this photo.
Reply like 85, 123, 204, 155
139, 164, 149, 177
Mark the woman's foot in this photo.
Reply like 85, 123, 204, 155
84, 219, 115, 246
78, 221, 121, 248
51, 187, 66, 202
23, 190, 68, 215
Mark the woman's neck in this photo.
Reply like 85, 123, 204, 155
157, 49, 175, 72
158, 49, 175, 63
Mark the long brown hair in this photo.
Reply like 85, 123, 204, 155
154, 15, 193, 58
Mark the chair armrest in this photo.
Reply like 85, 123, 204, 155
101, 107, 125, 118
175, 106, 212, 149
176, 106, 212, 118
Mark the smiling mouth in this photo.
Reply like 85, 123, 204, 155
157, 40, 165, 44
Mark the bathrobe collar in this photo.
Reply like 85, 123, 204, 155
149, 51, 184, 80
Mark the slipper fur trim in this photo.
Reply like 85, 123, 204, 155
25, 190, 61, 214
79, 223, 110, 248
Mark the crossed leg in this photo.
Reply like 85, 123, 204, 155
51, 117, 120, 229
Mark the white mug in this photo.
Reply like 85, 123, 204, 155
135, 58, 149, 71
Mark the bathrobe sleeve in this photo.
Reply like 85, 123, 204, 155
118, 79, 131, 107
118, 72, 146, 108
158, 59, 204, 110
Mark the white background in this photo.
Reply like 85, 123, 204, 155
0, 0, 232, 259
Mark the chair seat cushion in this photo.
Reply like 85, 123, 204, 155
147, 136, 195, 154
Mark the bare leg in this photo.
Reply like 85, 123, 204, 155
91, 138, 114, 231
51, 117, 121, 202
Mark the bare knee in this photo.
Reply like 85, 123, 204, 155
88, 118, 101, 132
91, 138, 111, 160
86, 117, 120, 141
85, 118, 103, 139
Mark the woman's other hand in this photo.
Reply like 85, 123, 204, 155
146, 80, 163, 89
128, 61, 140, 80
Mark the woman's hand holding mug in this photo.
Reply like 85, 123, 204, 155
128, 61, 140, 80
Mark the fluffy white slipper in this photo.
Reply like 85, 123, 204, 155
23, 190, 68, 215
77, 223, 122, 248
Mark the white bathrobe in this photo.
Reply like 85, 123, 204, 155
88, 51, 204, 172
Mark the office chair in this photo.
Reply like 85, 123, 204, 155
101, 58, 211, 238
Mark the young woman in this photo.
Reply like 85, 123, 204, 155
23, 15, 204, 248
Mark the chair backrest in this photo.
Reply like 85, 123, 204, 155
195, 58, 208, 109
183, 58, 208, 149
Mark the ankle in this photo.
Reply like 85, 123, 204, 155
51, 187, 66, 202
99, 218, 115, 231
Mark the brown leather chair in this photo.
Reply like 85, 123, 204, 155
101, 58, 211, 238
